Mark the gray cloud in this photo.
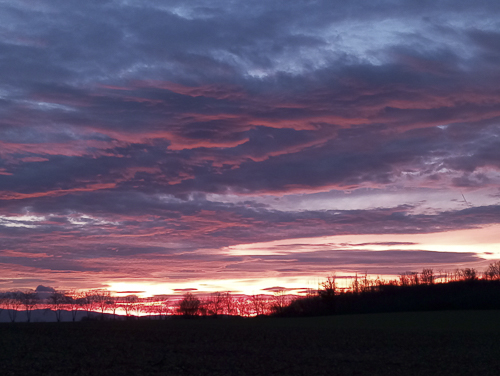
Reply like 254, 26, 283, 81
1, 0, 499, 290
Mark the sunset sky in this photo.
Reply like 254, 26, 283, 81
1, 0, 500, 296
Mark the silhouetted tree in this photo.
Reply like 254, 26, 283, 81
319, 275, 336, 299
485, 261, 500, 280
421, 269, 434, 285
66, 290, 84, 322
177, 293, 200, 317
399, 272, 420, 286
106, 297, 118, 320
359, 273, 375, 292
142, 297, 157, 319
21, 290, 38, 322
207, 292, 224, 316
131, 299, 143, 318
409, 272, 420, 286
250, 294, 268, 316
49, 291, 67, 322
120, 295, 139, 319
235, 297, 252, 317
458, 268, 478, 282
198, 299, 209, 317
92, 290, 111, 320
4, 291, 22, 322
222, 292, 235, 315
148, 298, 170, 319
351, 274, 361, 293
271, 289, 289, 315
79, 291, 95, 319
438, 269, 450, 283
399, 272, 410, 287
318, 275, 337, 313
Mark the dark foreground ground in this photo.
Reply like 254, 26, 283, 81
1, 310, 500, 376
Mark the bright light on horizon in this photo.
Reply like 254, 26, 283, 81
102, 225, 500, 298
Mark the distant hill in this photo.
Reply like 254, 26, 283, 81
0, 309, 111, 323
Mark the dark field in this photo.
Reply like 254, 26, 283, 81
1, 310, 500, 376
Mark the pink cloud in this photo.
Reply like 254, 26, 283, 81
19, 157, 50, 163
0, 250, 52, 258
134, 80, 247, 100
0, 183, 117, 200
0, 140, 117, 159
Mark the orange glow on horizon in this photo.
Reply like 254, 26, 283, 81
101, 225, 500, 297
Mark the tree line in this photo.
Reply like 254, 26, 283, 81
282, 261, 500, 317
0, 288, 282, 322
1, 261, 499, 322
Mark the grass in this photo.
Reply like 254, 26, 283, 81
1, 310, 500, 375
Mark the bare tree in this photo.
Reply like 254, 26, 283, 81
235, 297, 252, 317
198, 299, 209, 317
485, 261, 500, 280
222, 292, 235, 316
131, 299, 143, 318
457, 268, 477, 282
4, 291, 23, 322
141, 297, 155, 319
271, 289, 289, 315
318, 274, 337, 312
159, 300, 171, 319
399, 272, 411, 287
359, 273, 376, 292
145, 297, 170, 319
177, 293, 200, 317
81, 290, 97, 319
207, 292, 224, 316
21, 290, 38, 322
93, 290, 111, 320
319, 275, 336, 300
351, 274, 360, 293
421, 269, 434, 285
106, 297, 118, 320
250, 294, 268, 316
438, 269, 450, 283
152, 299, 170, 319
120, 295, 139, 319
49, 291, 67, 322
66, 290, 84, 322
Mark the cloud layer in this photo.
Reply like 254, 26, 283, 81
1, 0, 500, 293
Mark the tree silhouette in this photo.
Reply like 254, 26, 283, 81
106, 297, 118, 320
49, 291, 67, 322
319, 275, 336, 299
177, 293, 200, 317
4, 291, 22, 322
207, 292, 224, 316
318, 274, 337, 312
21, 290, 38, 323
459, 268, 478, 282
485, 261, 500, 280
120, 295, 139, 319
222, 292, 235, 316
66, 290, 84, 322
235, 297, 252, 317
250, 294, 268, 316
81, 291, 98, 319
151, 299, 170, 319
92, 290, 111, 320
270, 289, 289, 315
421, 269, 434, 285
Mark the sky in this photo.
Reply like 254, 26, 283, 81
1, 0, 500, 296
